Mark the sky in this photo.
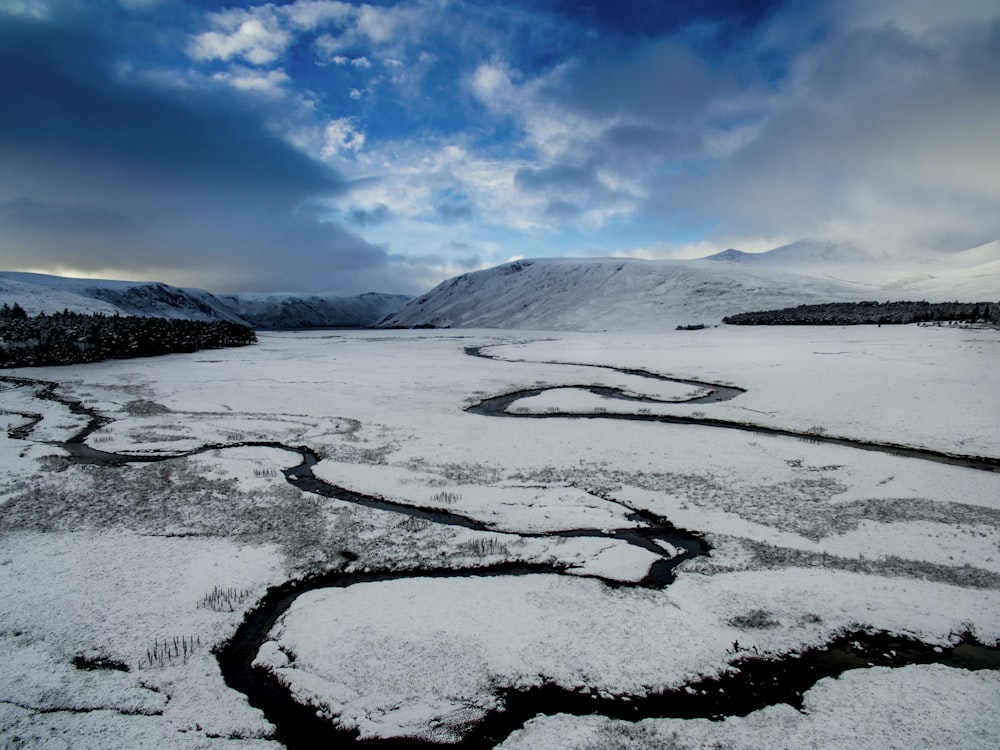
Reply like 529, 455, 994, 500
0, 0, 998, 295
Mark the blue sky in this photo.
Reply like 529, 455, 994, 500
1, 0, 998, 294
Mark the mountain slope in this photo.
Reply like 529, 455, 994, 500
378, 258, 877, 331
217, 292, 411, 329
702, 239, 1000, 300
0, 272, 411, 329
0, 272, 246, 323
0, 275, 124, 317
705, 239, 885, 265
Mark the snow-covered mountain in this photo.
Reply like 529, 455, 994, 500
704, 239, 1000, 300
704, 239, 887, 265
5, 238, 994, 334
378, 239, 999, 331
217, 292, 411, 329
0, 272, 411, 329
0, 272, 246, 323
377, 258, 877, 331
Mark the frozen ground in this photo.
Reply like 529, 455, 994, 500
0, 325, 998, 748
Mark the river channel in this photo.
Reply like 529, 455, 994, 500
1, 343, 998, 748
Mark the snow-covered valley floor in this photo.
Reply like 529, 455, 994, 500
1, 325, 998, 749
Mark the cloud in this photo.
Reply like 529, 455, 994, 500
322, 117, 367, 156
0, 11, 400, 294
348, 203, 393, 227
283, 0, 353, 31
669, 9, 1000, 251
211, 65, 291, 95
188, 5, 292, 65
458, 1, 1000, 253
0, 0, 50, 19
4, 0, 998, 300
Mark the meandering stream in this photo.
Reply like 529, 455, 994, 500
2, 342, 998, 748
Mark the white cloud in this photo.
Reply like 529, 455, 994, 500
188, 7, 292, 65
322, 117, 366, 157
0, 0, 49, 19
469, 62, 517, 106
283, 0, 352, 31
355, 3, 413, 44
212, 66, 290, 96
179, 0, 1000, 266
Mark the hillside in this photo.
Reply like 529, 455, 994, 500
377, 258, 876, 331
0, 272, 246, 323
704, 239, 887, 265
216, 292, 411, 329
0, 273, 410, 329
703, 239, 1000, 300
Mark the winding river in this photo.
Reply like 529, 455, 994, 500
2, 341, 998, 749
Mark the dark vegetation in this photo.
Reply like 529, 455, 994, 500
0, 303, 256, 367
723, 300, 1000, 326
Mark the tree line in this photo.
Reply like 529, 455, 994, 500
723, 300, 1000, 326
0, 303, 256, 368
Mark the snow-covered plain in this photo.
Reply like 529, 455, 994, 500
1, 325, 998, 748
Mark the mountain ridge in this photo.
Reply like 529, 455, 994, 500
378, 242, 999, 331
3, 237, 996, 333
0, 272, 410, 329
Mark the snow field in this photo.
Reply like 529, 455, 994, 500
496, 664, 1000, 750
258, 569, 999, 743
1, 325, 997, 748
496, 325, 1000, 456
0, 531, 284, 744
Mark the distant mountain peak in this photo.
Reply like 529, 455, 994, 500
703, 248, 751, 262
766, 238, 877, 263
700, 238, 878, 265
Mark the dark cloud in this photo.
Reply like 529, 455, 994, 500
0, 198, 132, 230
549, 39, 736, 123
514, 164, 629, 222
665, 16, 1000, 250
0, 10, 391, 294
515, 165, 600, 193
0, 20, 337, 194
435, 199, 474, 221
348, 203, 393, 227
549, 0, 780, 43
3, 0, 997, 293
543, 199, 581, 220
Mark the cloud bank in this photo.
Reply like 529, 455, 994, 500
1, 0, 998, 293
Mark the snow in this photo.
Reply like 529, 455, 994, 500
0, 275, 123, 317
217, 291, 410, 329
0, 271, 247, 324
498, 665, 1000, 750
702, 238, 1000, 302
378, 242, 999, 331
0, 271, 409, 329
311, 460, 641, 533
258, 570, 999, 742
379, 257, 876, 330
1, 324, 997, 748
491, 325, 1000, 456
0, 531, 284, 745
